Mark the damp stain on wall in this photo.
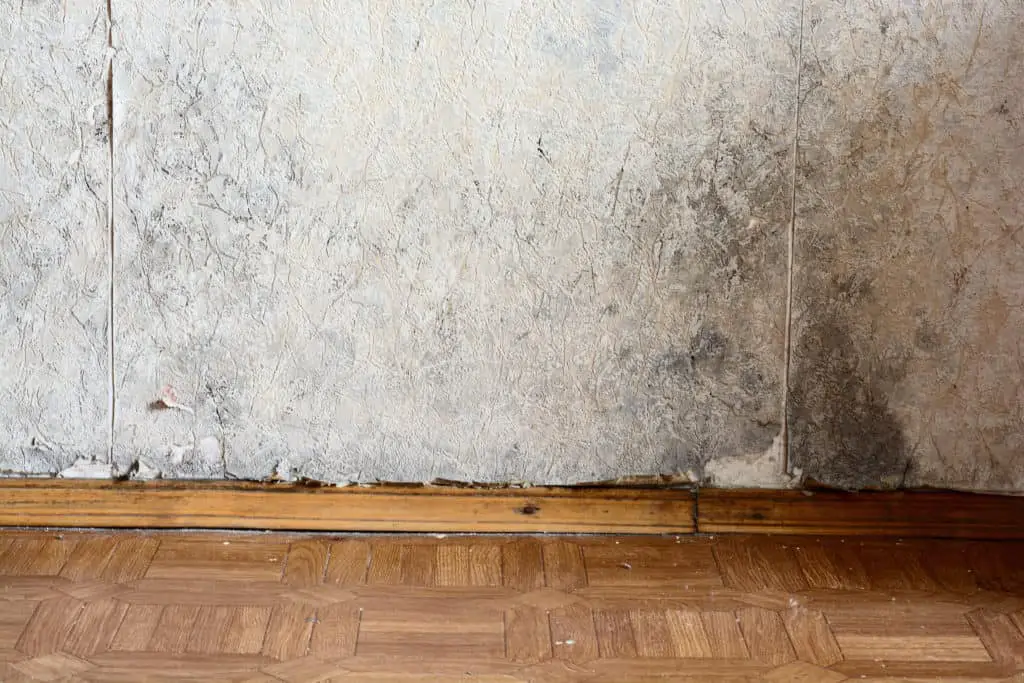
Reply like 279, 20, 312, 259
789, 0, 1024, 490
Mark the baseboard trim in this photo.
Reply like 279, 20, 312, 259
1, 481, 1021, 538
698, 488, 1024, 540
0, 480, 696, 534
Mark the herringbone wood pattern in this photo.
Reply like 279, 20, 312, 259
0, 531, 1022, 682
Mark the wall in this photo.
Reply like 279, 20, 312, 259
1, 1, 1022, 490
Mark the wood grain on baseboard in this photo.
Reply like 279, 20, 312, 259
2, 481, 1022, 538
0, 479, 696, 534
698, 488, 1024, 540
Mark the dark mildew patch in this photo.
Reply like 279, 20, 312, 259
689, 325, 728, 373
616, 115, 793, 478
785, 9, 995, 488
788, 315, 909, 489
639, 129, 787, 477
788, 85, 917, 489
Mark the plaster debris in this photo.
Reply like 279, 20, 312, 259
198, 436, 222, 467
169, 445, 190, 466
272, 460, 297, 482
59, 458, 113, 479
132, 459, 162, 480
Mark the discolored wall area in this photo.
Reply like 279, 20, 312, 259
1, 1, 1022, 490
789, 1, 1024, 491
0, 3, 111, 474
106, 0, 796, 483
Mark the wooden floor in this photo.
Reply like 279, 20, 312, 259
0, 532, 1022, 682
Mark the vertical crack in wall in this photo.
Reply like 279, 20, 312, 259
105, 0, 116, 464
781, 0, 805, 475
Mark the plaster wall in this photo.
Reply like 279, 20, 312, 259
1, 1, 1021, 490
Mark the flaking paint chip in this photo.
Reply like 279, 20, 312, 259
149, 385, 194, 413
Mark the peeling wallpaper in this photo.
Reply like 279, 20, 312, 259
1, 1, 1022, 490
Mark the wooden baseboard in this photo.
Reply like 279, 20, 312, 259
1, 481, 1021, 538
698, 488, 1024, 540
0, 480, 696, 534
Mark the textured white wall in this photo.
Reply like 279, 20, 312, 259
110, 0, 793, 483
0, 4, 110, 473
2, 1, 1023, 490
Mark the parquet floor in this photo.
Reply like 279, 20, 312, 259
0, 532, 1022, 682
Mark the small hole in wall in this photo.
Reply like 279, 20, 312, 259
516, 503, 540, 516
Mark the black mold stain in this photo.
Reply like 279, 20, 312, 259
689, 325, 728, 371
789, 314, 908, 489
610, 118, 790, 478
788, 58, 919, 489
653, 326, 730, 380
913, 319, 941, 352
655, 349, 692, 378
789, 307, 910, 485
740, 367, 770, 398
648, 325, 780, 475
804, 4, 1024, 493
